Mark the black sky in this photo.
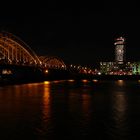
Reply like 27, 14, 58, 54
0, 1, 140, 65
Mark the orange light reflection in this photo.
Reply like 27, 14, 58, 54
117, 80, 124, 86
43, 82, 51, 124
44, 81, 50, 85
82, 79, 88, 83
68, 79, 75, 82
93, 79, 98, 82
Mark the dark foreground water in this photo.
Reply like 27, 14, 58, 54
0, 80, 140, 140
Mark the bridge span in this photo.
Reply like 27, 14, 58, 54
0, 31, 66, 68
0, 31, 69, 84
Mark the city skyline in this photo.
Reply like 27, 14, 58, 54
0, 1, 140, 65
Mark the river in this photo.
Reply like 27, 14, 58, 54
0, 80, 140, 139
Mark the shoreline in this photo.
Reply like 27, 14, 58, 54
1, 75, 140, 86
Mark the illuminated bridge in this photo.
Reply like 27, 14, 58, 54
0, 31, 41, 66
0, 31, 66, 69
39, 56, 66, 69
0, 31, 68, 83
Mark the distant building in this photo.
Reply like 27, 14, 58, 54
114, 37, 125, 64
132, 62, 140, 75
100, 62, 117, 75
100, 61, 133, 75
99, 37, 140, 75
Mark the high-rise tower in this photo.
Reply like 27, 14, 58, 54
114, 37, 125, 64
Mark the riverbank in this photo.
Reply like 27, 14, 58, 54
1, 74, 140, 86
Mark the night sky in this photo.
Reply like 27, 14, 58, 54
0, 1, 140, 66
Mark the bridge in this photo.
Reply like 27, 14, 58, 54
0, 31, 100, 85
0, 31, 68, 83
0, 31, 41, 66
39, 56, 66, 69
0, 31, 66, 68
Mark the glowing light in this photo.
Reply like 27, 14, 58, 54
44, 81, 50, 85
68, 80, 75, 82
93, 79, 98, 82
43, 82, 51, 123
45, 69, 49, 74
117, 80, 124, 86
98, 72, 101, 75
27, 83, 39, 87
52, 80, 60, 83
2, 69, 12, 75
82, 79, 88, 83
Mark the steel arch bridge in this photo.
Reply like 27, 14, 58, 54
0, 31, 41, 66
39, 56, 66, 69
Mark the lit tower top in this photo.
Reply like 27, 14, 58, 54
114, 37, 125, 64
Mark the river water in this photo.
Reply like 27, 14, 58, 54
0, 80, 140, 140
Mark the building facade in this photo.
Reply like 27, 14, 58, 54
132, 62, 140, 75
99, 37, 140, 75
114, 37, 125, 64
100, 61, 133, 75
100, 62, 117, 75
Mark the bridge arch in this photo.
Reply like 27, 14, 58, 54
39, 56, 66, 69
0, 31, 41, 65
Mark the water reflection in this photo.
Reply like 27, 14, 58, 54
0, 81, 140, 139
81, 94, 92, 124
117, 80, 125, 86
92, 79, 98, 82
82, 80, 89, 83
110, 82, 129, 139
35, 81, 52, 137
44, 81, 50, 85
68, 79, 75, 82
112, 92, 128, 123
43, 81, 51, 121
